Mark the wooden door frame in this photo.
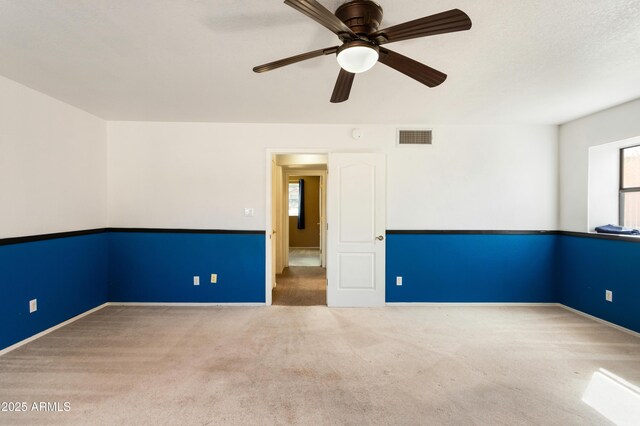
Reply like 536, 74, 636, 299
265, 149, 329, 306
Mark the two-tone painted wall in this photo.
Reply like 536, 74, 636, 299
2, 72, 639, 354
4, 228, 638, 352
0, 75, 108, 351
558, 98, 640, 334
0, 229, 266, 351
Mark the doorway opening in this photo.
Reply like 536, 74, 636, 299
288, 175, 321, 267
266, 151, 386, 307
268, 154, 327, 306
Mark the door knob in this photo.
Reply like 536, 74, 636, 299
376, 235, 384, 241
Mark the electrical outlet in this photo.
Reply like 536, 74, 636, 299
29, 299, 37, 313
396, 276, 403, 286
211, 274, 217, 284
606, 290, 613, 302
244, 208, 254, 217
193, 276, 200, 286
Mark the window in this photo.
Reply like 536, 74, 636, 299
288, 182, 300, 216
620, 145, 640, 228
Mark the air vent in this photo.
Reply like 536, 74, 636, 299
397, 129, 433, 146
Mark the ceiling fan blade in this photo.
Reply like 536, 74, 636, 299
372, 9, 472, 45
330, 68, 355, 103
378, 47, 447, 88
284, 0, 356, 40
253, 46, 339, 73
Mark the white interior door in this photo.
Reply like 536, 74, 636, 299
327, 153, 386, 307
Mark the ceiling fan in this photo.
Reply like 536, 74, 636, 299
253, 0, 472, 103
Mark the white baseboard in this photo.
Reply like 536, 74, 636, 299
107, 302, 266, 307
0, 303, 109, 357
559, 304, 640, 338
386, 302, 561, 307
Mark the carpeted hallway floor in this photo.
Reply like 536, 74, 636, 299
273, 266, 326, 306
1, 305, 639, 425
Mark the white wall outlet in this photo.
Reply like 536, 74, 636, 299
606, 290, 613, 302
211, 274, 217, 284
29, 299, 37, 313
396, 276, 403, 286
193, 276, 200, 286
244, 208, 255, 217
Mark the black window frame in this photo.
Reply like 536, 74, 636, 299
619, 144, 640, 227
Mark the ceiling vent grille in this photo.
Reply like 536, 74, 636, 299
397, 129, 433, 146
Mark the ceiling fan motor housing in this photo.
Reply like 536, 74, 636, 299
335, 0, 383, 36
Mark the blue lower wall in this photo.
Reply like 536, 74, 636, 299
0, 233, 108, 350
558, 235, 640, 333
2, 229, 638, 351
108, 232, 266, 303
386, 234, 558, 303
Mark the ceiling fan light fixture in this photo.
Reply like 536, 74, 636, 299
336, 41, 379, 74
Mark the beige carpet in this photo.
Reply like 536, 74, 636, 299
273, 266, 326, 306
1, 305, 639, 425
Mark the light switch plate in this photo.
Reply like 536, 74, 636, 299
193, 276, 200, 286
606, 290, 613, 302
29, 299, 37, 313
211, 274, 217, 284
396, 276, 403, 286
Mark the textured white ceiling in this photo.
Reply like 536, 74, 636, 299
0, 0, 639, 124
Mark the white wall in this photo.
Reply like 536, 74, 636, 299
587, 137, 640, 231
0, 75, 107, 238
107, 122, 558, 231
559, 98, 640, 232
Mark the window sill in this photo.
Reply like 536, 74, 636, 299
562, 231, 640, 243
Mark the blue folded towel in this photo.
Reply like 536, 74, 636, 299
595, 224, 640, 235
